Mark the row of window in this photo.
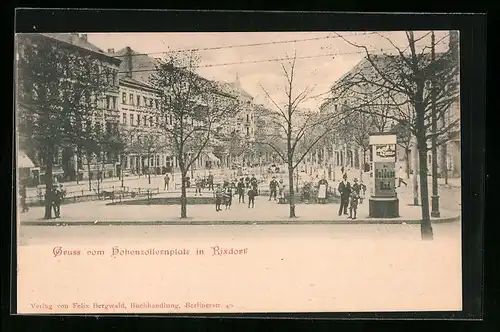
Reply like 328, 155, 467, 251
121, 112, 206, 128
122, 92, 159, 108
122, 112, 170, 127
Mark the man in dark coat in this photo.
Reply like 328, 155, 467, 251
247, 186, 256, 208
337, 174, 351, 216
250, 174, 258, 193
237, 178, 246, 203
207, 173, 214, 191
269, 177, 278, 201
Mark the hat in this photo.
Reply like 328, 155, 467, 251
343, 174, 347, 179
354, 178, 358, 182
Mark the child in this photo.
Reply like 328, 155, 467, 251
359, 181, 367, 204
247, 186, 256, 208
349, 179, 360, 219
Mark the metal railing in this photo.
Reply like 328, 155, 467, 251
25, 185, 160, 206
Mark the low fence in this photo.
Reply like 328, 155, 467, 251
25, 186, 160, 207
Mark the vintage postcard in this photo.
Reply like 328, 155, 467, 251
15, 30, 462, 314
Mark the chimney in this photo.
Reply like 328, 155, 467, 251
107, 48, 115, 54
80, 33, 88, 41
126, 46, 133, 78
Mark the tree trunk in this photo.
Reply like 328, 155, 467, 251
411, 138, 419, 206
121, 154, 124, 187
288, 164, 296, 218
405, 147, 411, 179
43, 148, 54, 220
418, 151, 433, 240
148, 155, 151, 184
180, 169, 187, 218
359, 148, 364, 182
417, 139, 433, 240
75, 147, 79, 185
86, 152, 92, 192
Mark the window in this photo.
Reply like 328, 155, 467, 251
137, 114, 141, 126
156, 116, 159, 127
130, 114, 134, 126
137, 95, 141, 106
150, 116, 153, 127
129, 94, 134, 105
106, 96, 111, 109
246, 114, 249, 122
122, 112, 127, 124
143, 96, 147, 106
334, 104, 338, 112
155, 100, 159, 109
112, 97, 117, 110
246, 127, 249, 135
122, 92, 127, 104
170, 115, 173, 125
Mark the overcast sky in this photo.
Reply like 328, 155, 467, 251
87, 31, 451, 111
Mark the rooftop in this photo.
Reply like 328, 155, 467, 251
110, 47, 160, 83
41, 33, 108, 56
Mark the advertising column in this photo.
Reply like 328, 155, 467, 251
369, 133, 399, 218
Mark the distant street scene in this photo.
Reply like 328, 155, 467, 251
16, 31, 461, 240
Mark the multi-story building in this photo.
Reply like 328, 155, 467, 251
324, 42, 461, 179
17, 33, 122, 184
110, 47, 252, 173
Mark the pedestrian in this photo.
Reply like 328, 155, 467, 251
52, 184, 65, 218
250, 174, 258, 194
317, 177, 328, 204
349, 179, 360, 220
277, 178, 286, 204
207, 172, 214, 191
398, 165, 408, 187
337, 174, 351, 216
223, 185, 233, 210
269, 176, 278, 201
164, 173, 170, 191
20, 184, 29, 212
237, 178, 246, 203
247, 186, 256, 208
214, 184, 222, 212
359, 180, 367, 204
194, 176, 203, 196
244, 175, 251, 188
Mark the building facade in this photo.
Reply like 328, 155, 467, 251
17, 33, 122, 184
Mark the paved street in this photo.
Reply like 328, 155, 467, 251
17, 222, 462, 313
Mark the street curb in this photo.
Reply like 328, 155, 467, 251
20, 215, 460, 226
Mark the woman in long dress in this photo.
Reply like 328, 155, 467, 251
317, 178, 328, 204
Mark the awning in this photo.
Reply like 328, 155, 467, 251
17, 150, 35, 168
206, 152, 220, 163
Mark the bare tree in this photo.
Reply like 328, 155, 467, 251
330, 31, 459, 240
339, 103, 373, 181
258, 52, 355, 218
127, 127, 167, 185
16, 34, 111, 219
149, 52, 239, 218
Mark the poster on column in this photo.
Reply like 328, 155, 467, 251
373, 162, 396, 197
